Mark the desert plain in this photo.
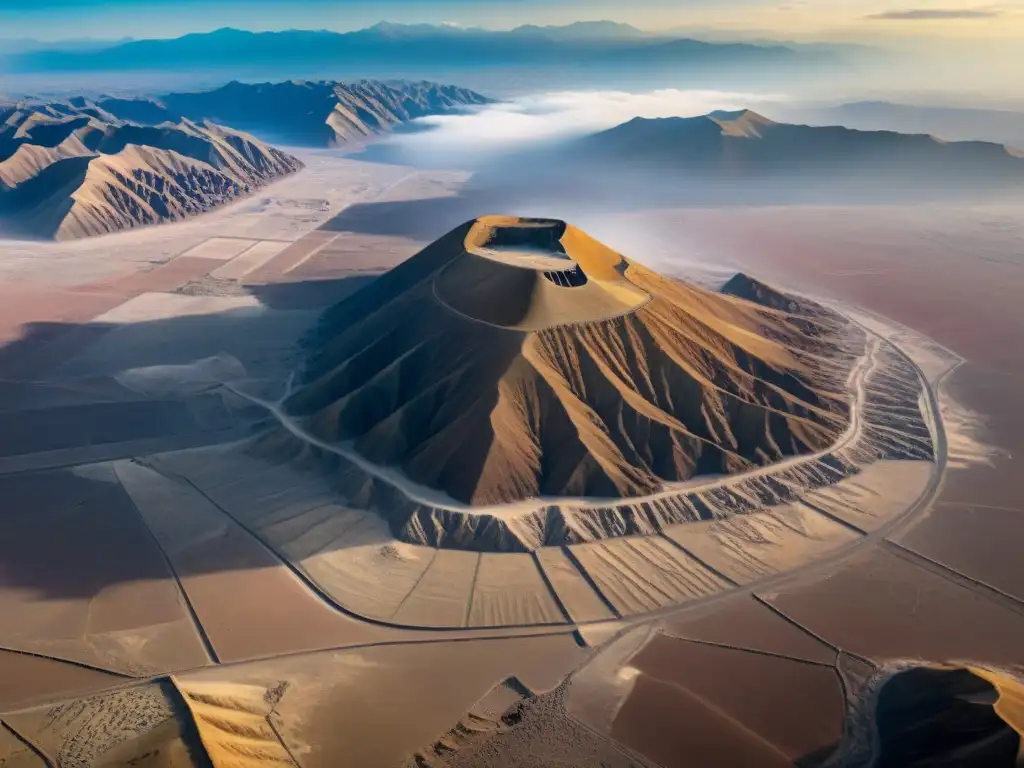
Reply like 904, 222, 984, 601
1, 148, 1023, 768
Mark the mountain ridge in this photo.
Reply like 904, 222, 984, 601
578, 109, 1024, 163
2, 24, 824, 76
780, 100, 1024, 151
284, 216, 857, 507
85, 79, 493, 147
468, 108, 1024, 206
0, 102, 301, 239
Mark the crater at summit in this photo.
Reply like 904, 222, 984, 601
284, 215, 861, 508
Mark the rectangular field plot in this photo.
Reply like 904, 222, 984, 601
800, 460, 933, 533
280, 512, 435, 622
536, 547, 616, 624
114, 461, 382, 660
569, 537, 729, 617
178, 237, 259, 261
210, 240, 291, 280
468, 553, 567, 627
663, 504, 861, 585
391, 549, 477, 627
0, 464, 209, 674
246, 230, 338, 279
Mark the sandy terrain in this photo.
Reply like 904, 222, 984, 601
96, 214, 947, 636
0, 156, 449, 682
0, 151, 422, 288
287, 216, 858, 512
332, 200, 1024, 768
613, 672, 795, 768
112, 460, 395, 662
663, 502, 860, 584
146, 334, 944, 629
173, 678, 297, 767
611, 203, 1024, 631
0, 651, 125, 712
245, 231, 339, 280
568, 537, 730, 617
0, 723, 46, 767
404, 682, 647, 768
2, 150, 1024, 768
175, 238, 263, 262
616, 633, 845, 765
800, 460, 934, 532
762, 546, 1024, 664
0, 465, 211, 676
602, 204, 1024, 375
144, 447, 441, 623
0, 395, 233, 460
659, 591, 836, 664
565, 626, 656, 737
468, 554, 566, 627
168, 633, 586, 768
403, 676, 535, 767
533, 548, 617, 624
1, 681, 204, 767
209, 240, 291, 281
390, 549, 478, 627
50, 323, 308, 405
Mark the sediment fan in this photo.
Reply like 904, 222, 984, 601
284, 216, 860, 510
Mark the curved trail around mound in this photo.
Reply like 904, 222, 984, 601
208, 312, 955, 639
222, 322, 881, 522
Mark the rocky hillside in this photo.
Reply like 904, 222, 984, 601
285, 216, 858, 507
573, 109, 1024, 176
0, 100, 301, 239
95, 79, 493, 147
472, 109, 1024, 205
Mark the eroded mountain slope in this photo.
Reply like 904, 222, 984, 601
285, 216, 860, 506
94, 79, 493, 147
0, 101, 301, 239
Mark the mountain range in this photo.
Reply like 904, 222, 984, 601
0, 79, 489, 238
94, 79, 492, 147
472, 109, 1024, 205
0, 100, 301, 239
1, 23, 829, 77
778, 100, 1024, 152
7, 82, 1023, 239
285, 216, 855, 516
0, 36, 137, 55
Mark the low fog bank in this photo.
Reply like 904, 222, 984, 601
346, 88, 1024, 210
353, 88, 789, 168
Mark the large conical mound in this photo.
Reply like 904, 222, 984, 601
436, 216, 649, 330
286, 216, 858, 506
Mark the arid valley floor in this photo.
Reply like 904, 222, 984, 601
1, 149, 1023, 767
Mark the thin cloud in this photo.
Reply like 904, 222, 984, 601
866, 7, 1003, 19
364, 89, 790, 168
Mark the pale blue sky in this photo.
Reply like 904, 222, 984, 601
1, 0, 1021, 42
